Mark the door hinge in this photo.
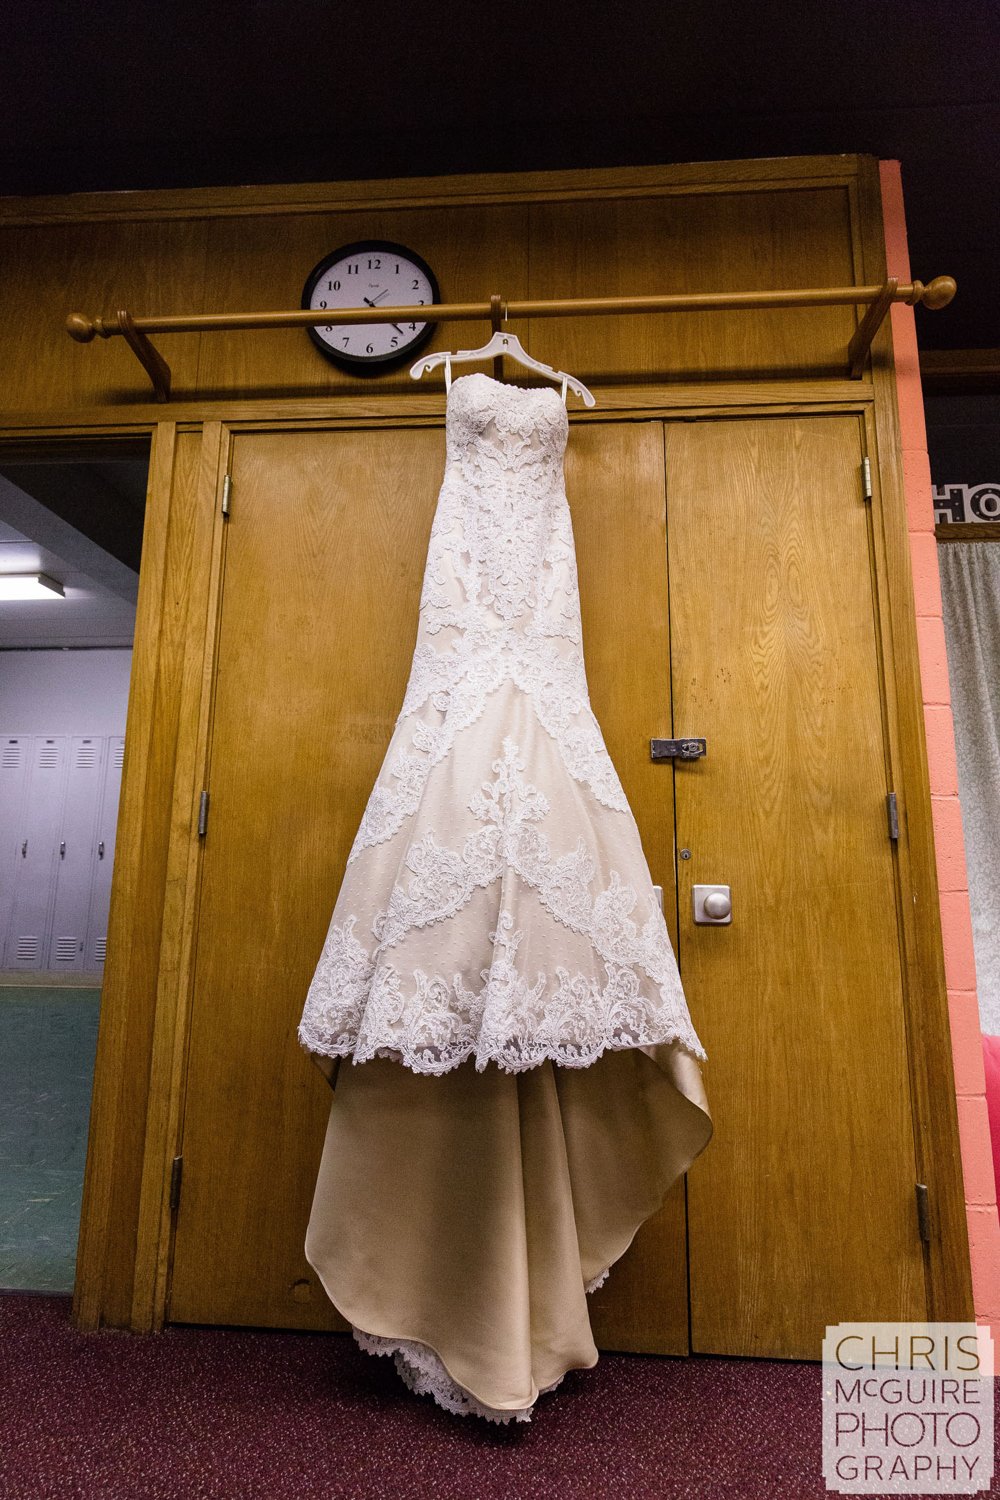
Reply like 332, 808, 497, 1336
861, 456, 873, 502
170, 1156, 183, 1215
221, 473, 232, 517
886, 791, 899, 842
197, 789, 210, 837
915, 1181, 930, 1243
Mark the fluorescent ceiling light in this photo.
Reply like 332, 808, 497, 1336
0, 573, 66, 600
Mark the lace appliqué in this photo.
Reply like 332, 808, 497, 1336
345, 376, 631, 867
298, 737, 708, 1075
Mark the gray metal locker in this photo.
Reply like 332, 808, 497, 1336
47, 736, 106, 970
85, 736, 125, 969
3, 736, 68, 969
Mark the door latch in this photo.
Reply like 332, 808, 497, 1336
651, 738, 707, 761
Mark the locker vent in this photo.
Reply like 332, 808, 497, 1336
113, 743, 125, 768
2, 741, 24, 768
13, 935, 40, 961
74, 744, 99, 767
93, 937, 107, 964
53, 936, 79, 964
37, 746, 60, 769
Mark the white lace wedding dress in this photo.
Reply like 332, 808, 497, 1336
298, 369, 713, 1423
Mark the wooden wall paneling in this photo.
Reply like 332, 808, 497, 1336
72, 421, 201, 1327
0, 156, 871, 227
524, 183, 859, 383
854, 156, 974, 1320
0, 220, 209, 414
0, 155, 870, 417
195, 204, 529, 399
129, 422, 230, 1331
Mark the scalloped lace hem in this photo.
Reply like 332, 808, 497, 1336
352, 1291, 606, 1425
353, 1329, 549, 1423
584, 1266, 611, 1293
297, 1022, 708, 1077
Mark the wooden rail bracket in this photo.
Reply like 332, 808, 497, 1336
114, 308, 171, 403
847, 278, 898, 378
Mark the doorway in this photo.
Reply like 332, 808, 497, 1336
0, 438, 150, 1293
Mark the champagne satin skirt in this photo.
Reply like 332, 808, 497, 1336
304, 1044, 712, 1422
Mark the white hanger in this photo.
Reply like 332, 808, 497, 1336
411, 329, 596, 408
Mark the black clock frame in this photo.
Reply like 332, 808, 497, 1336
301, 239, 440, 374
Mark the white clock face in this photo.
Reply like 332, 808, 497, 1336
306, 244, 436, 363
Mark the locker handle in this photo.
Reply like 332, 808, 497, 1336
60, 840, 66, 859
21, 839, 27, 857
98, 841, 105, 859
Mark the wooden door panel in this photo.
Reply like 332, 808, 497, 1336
569, 422, 691, 1355
168, 425, 442, 1329
666, 415, 927, 1357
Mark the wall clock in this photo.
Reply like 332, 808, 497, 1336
302, 240, 440, 372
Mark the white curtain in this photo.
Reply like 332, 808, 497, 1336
939, 542, 1000, 1034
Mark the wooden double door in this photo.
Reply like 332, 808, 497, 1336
164, 409, 927, 1357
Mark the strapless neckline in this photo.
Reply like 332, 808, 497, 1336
450, 370, 566, 401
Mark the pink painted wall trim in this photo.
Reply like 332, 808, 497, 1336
879, 160, 1000, 1336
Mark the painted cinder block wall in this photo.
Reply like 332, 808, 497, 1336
879, 159, 1000, 1340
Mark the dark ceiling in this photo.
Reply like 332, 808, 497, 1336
1, 0, 997, 350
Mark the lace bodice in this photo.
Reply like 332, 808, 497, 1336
344, 376, 630, 869
421, 374, 578, 649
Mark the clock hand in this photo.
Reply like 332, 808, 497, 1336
363, 293, 404, 336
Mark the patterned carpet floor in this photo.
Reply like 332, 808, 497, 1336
3, 1291, 845, 1500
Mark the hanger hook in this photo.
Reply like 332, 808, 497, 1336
489, 293, 505, 383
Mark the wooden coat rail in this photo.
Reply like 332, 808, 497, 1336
65, 276, 957, 403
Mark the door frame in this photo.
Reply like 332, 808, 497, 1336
60, 385, 969, 1336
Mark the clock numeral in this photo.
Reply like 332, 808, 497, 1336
367, 257, 382, 270
411, 279, 420, 290
409, 323, 417, 332
390, 336, 398, 348
318, 300, 327, 309
366, 343, 374, 354
326, 279, 341, 291
394, 263, 400, 273
342, 337, 350, 346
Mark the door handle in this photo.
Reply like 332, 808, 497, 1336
693, 884, 732, 924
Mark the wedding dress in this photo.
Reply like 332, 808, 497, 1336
297, 369, 713, 1423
